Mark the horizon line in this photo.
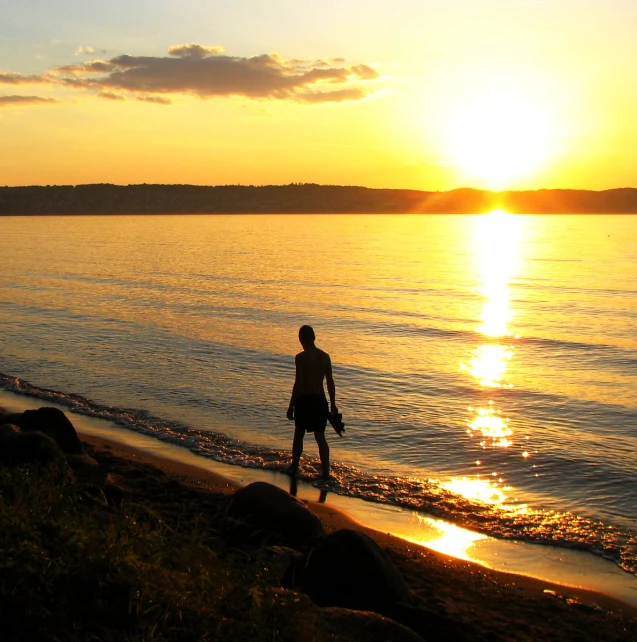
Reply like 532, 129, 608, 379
2, 183, 637, 193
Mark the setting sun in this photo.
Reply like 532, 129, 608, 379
447, 91, 554, 189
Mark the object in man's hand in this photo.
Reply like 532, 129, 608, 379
328, 412, 345, 436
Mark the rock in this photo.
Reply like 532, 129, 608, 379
66, 453, 106, 486
299, 529, 413, 613
102, 474, 132, 505
265, 544, 302, 567
315, 607, 425, 642
296, 529, 476, 640
0, 412, 24, 425
224, 482, 324, 549
14, 407, 84, 455
0, 423, 68, 469
391, 603, 476, 642
0, 423, 20, 438
66, 453, 99, 470
264, 545, 304, 583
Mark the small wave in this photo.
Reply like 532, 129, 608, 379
2, 372, 636, 576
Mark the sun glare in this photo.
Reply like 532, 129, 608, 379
448, 91, 553, 188
472, 209, 523, 339
405, 516, 487, 561
442, 476, 509, 505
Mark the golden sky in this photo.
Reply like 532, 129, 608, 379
1, 0, 636, 191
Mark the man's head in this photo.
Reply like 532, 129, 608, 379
298, 324, 315, 347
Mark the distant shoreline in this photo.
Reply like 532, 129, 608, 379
1, 183, 637, 215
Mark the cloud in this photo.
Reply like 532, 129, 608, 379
0, 72, 50, 85
297, 87, 371, 104
51, 44, 382, 104
136, 95, 171, 105
0, 95, 59, 106
97, 91, 125, 101
167, 43, 225, 59
74, 45, 96, 56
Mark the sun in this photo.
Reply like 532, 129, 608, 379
447, 90, 554, 189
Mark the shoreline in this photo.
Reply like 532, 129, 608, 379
2, 388, 637, 616
81, 432, 637, 620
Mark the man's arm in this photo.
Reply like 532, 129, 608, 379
325, 355, 336, 413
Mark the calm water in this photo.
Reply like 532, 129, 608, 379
1, 213, 636, 573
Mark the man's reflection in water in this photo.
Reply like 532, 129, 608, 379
288, 476, 328, 504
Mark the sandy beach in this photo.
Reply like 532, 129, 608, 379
76, 431, 637, 641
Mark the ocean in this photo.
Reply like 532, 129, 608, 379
1, 212, 636, 575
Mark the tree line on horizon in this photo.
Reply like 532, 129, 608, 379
1, 183, 636, 214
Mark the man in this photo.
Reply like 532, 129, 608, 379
287, 325, 337, 479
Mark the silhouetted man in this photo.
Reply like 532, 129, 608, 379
287, 325, 337, 479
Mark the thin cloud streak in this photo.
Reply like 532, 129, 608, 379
0, 95, 59, 106
97, 91, 125, 101
0, 72, 51, 85
136, 95, 172, 105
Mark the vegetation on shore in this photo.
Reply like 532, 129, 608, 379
1, 183, 637, 215
0, 464, 308, 641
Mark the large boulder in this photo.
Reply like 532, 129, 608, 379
0, 423, 67, 469
298, 529, 413, 613
295, 529, 477, 640
13, 407, 84, 455
224, 482, 324, 549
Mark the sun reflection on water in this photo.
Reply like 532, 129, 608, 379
442, 476, 510, 505
405, 516, 487, 561
467, 403, 512, 447
474, 209, 520, 338
461, 344, 513, 388
451, 210, 526, 506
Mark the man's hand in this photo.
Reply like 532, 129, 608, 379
287, 407, 294, 421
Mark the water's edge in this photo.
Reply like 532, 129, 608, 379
2, 372, 636, 581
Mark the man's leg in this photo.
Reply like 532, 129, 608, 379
289, 423, 305, 473
314, 431, 330, 479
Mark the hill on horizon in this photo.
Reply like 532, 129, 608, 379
1, 183, 636, 215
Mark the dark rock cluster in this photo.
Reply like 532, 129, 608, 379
221, 480, 475, 640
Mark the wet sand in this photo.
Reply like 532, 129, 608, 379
79, 432, 637, 641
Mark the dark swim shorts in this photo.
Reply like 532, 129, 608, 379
294, 393, 329, 433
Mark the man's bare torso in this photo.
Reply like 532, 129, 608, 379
295, 347, 331, 395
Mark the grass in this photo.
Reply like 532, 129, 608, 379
0, 464, 318, 642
